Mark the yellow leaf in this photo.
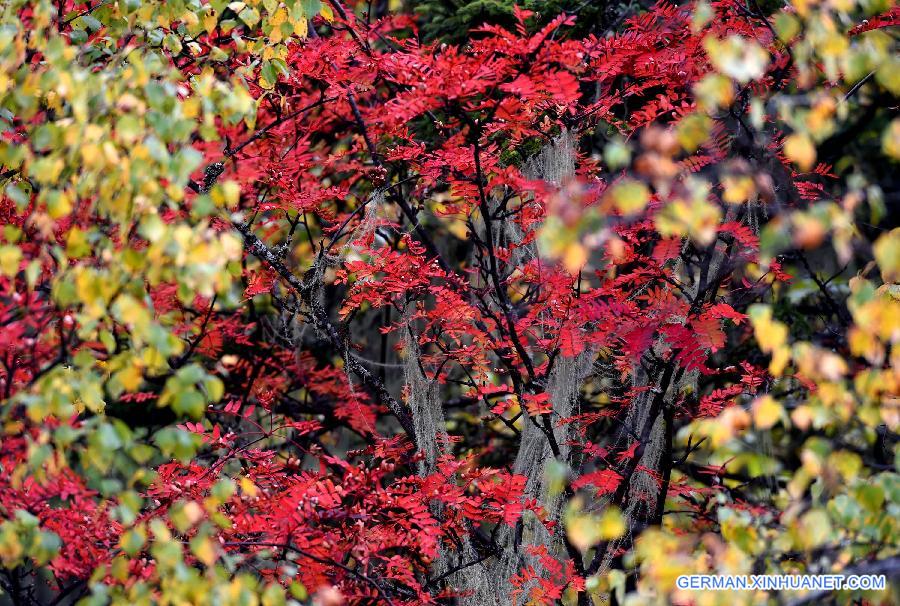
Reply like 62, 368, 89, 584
150, 518, 172, 542
710, 406, 750, 447
608, 179, 650, 214
565, 514, 596, 551
116, 359, 144, 392
655, 197, 721, 245
563, 242, 588, 274
596, 507, 626, 540
0, 525, 24, 565
564, 505, 603, 552
444, 218, 469, 240
792, 212, 827, 249
817, 33, 848, 59
270, 7, 287, 26
212, 180, 241, 208
721, 174, 755, 204
752, 395, 783, 429
883, 119, 900, 160
112, 295, 151, 329
46, 191, 72, 219
791, 405, 813, 430
240, 476, 258, 498
704, 35, 769, 83
783, 133, 816, 172
798, 509, 832, 549
748, 305, 787, 353
183, 501, 205, 525
110, 556, 129, 582
269, 25, 284, 44
190, 535, 217, 567
80, 143, 103, 169
769, 344, 790, 377
0, 246, 22, 277
805, 97, 836, 133
873, 228, 900, 283
293, 16, 308, 37
815, 351, 847, 381
694, 74, 734, 112
65, 227, 90, 258
119, 527, 146, 556
203, 12, 218, 34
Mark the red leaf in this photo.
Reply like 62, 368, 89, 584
708, 302, 747, 325
692, 316, 725, 352
572, 468, 622, 494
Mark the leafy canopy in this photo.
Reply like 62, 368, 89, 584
0, 0, 898, 605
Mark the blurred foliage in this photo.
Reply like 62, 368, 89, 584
0, 0, 898, 604
0, 0, 324, 604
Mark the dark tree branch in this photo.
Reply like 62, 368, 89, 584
232, 221, 417, 441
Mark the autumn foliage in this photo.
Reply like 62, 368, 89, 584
0, 0, 899, 605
